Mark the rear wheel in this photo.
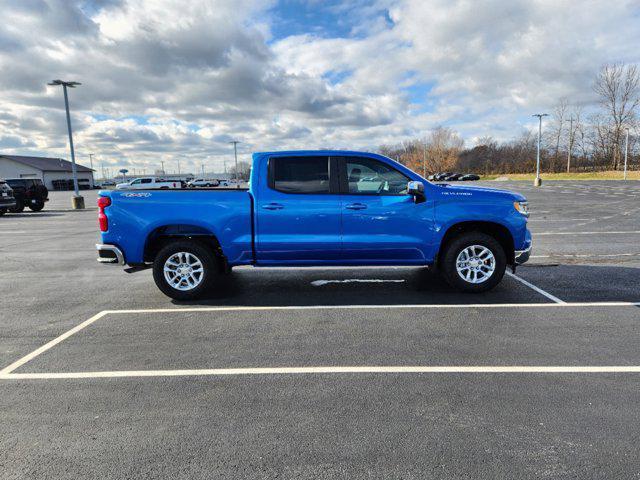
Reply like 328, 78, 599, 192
152, 240, 219, 300
0, 208, 5, 216
440, 232, 506, 292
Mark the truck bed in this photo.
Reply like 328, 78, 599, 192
99, 189, 253, 265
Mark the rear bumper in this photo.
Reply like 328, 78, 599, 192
0, 200, 16, 209
96, 244, 125, 265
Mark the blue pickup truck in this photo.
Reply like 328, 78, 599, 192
96, 151, 531, 300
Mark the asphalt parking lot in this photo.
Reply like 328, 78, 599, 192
1, 181, 640, 479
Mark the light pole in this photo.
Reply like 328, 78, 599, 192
532, 113, 549, 186
89, 153, 95, 187
48, 79, 84, 208
623, 127, 630, 180
230, 140, 240, 188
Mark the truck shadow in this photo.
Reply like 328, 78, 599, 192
170, 263, 640, 307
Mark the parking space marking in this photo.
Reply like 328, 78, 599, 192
536, 231, 640, 236
0, 311, 109, 376
505, 272, 565, 304
4, 365, 640, 380
531, 252, 640, 259
4, 303, 640, 378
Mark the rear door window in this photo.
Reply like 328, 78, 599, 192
269, 156, 330, 194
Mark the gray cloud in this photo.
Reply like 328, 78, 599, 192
0, 0, 638, 174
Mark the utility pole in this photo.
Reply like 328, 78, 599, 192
230, 140, 240, 188
566, 116, 573, 173
89, 153, 95, 187
624, 127, 630, 180
161, 160, 165, 175
177, 159, 181, 175
201, 164, 205, 176
48, 79, 84, 208
532, 113, 549, 186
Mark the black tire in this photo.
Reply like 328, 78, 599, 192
11, 199, 24, 213
440, 231, 506, 293
0, 208, 5, 216
28, 200, 44, 211
152, 240, 219, 300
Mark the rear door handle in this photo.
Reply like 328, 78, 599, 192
345, 203, 367, 210
262, 203, 284, 210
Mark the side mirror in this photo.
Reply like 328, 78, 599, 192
407, 181, 425, 203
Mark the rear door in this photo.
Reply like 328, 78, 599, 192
338, 156, 435, 263
255, 156, 342, 262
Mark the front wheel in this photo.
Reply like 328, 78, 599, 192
152, 240, 219, 300
440, 232, 506, 293
28, 200, 44, 211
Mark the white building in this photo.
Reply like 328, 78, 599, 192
0, 155, 95, 190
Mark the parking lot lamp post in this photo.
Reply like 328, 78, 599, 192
48, 79, 84, 208
623, 127, 629, 180
532, 113, 548, 187
230, 140, 240, 188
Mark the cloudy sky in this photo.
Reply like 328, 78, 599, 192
1, 0, 639, 175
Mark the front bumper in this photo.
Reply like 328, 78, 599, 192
0, 199, 16, 209
514, 245, 531, 264
96, 244, 125, 265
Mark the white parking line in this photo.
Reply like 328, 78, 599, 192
3, 365, 640, 380
3, 303, 640, 378
532, 253, 640, 259
527, 219, 591, 222
0, 311, 108, 375
536, 231, 640, 236
505, 272, 565, 304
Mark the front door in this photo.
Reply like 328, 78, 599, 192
338, 156, 435, 263
256, 156, 342, 263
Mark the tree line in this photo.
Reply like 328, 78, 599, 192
380, 64, 639, 175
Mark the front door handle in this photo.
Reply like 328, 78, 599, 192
345, 203, 367, 210
262, 203, 284, 210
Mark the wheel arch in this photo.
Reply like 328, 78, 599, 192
437, 221, 515, 266
143, 224, 226, 269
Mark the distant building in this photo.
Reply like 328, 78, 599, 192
0, 154, 95, 190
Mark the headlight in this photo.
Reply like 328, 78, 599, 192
514, 201, 529, 217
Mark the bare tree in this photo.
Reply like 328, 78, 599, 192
566, 105, 583, 172
546, 98, 568, 171
424, 126, 464, 172
593, 63, 640, 169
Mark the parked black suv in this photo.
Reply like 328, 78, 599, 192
0, 180, 17, 215
5, 178, 49, 212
